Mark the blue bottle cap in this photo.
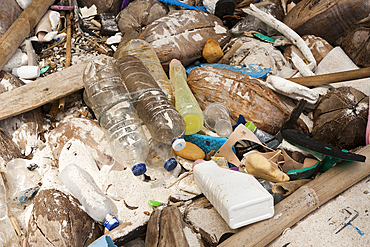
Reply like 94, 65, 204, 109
132, 163, 147, 176
104, 214, 119, 231
164, 158, 177, 172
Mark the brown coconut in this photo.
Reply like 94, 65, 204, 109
312, 87, 369, 150
187, 66, 308, 135
139, 10, 230, 72
283, 0, 370, 46
341, 16, 370, 68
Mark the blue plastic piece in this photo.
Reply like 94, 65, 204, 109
104, 215, 119, 231
158, 0, 208, 12
186, 63, 271, 79
232, 115, 246, 130
164, 158, 178, 171
88, 235, 117, 247
132, 163, 147, 176
184, 134, 236, 154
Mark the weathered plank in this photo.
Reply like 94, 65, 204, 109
0, 55, 106, 121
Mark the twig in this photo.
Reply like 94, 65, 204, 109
218, 39, 244, 64
59, 11, 73, 110
166, 171, 193, 189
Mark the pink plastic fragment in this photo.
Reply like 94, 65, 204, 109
51, 5, 74, 11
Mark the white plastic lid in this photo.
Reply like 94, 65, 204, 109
172, 137, 186, 151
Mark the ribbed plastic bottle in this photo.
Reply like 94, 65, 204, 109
245, 121, 280, 149
114, 39, 175, 105
0, 176, 20, 247
146, 139, 178, 172
83, 56, 149, 176
169, 59, 204, 135
115, 55, 186, 152
60, 164, 119, 230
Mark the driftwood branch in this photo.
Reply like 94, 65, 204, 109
0, 55, 108, 121
0, 0, 55, 71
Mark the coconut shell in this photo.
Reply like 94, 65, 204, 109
283, 0, 370, 45
312, 87, 369, 150
341, 16, 370, 68
117, 0, 168, 34
28, 189, 103, 247
139, 10, 230, 71
0, 0, 22, 38
187, 66, 308, 135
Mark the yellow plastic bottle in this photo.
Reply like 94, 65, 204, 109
169, 59, 204, 135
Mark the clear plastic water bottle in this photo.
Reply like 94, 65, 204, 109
0, 176, 21, 247
169, 59, 204, 135
115, 55, 186, 152
60, 164, 119, 230
83, 56, 149, 176
146, 139, 178, 172
114, 39, 175, 105
245, 121, 280, 149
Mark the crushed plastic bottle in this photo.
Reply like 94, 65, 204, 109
0, 176, 21, 247
169, 59, 204, 135
83, 56, 149, 176
60, 164, 119, 230
115, 55, 186, 151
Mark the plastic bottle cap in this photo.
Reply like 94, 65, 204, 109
245, 121, 256, 132
164, 158, 177, 172
104, 214, 119, 231
172, 137, 186, 151
132, 163, 147, 176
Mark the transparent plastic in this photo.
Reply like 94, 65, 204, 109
60, 164, 112, 223
5, 159, 39, 203
115, 55, 186, 150
146, 139, 178, 172
114, 39, 175, 104
83, 56, 149, 176
169, 59, 204, 135
0, 176, 20, 247
203, 102, 233, 137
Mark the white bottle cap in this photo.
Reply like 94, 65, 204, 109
172, 137, 186, 151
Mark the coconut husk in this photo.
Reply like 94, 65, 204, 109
187, 66, 308, 135
341, 16, 370, 68
283, 0, 370, 46
139, 10, 230, 72
312, 86, 369, 150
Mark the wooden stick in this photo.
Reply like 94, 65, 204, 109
217, 40, 243, 64
0, 0, 55, 71
58, 11, 73, 110
289, 67, 370, 87
218, 144, 370, 247
166, 171, 193, 189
